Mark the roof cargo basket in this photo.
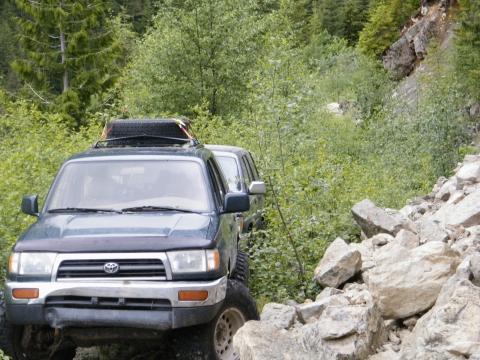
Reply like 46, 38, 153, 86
93, 118, 199, 148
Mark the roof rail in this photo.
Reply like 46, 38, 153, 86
93, 119, 200, 148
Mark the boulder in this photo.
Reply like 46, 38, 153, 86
234, 321, 316, 360
435, 177, 459, 201
298, 285, 386, 359
297, 295, 348, 323
417, 217, 449, 243
260, 303, 297, 329
364, 242, 459, 319
352, 199, 414, 238
395, 230, 420, 249
315, 287, 343, 302
432, 190, 480, 228
326, 102, 344, 116
399, 255, 480, 359
456, 162, 480, 183
371, 233, 394, 247
350, 238, 375, 271
314, 238, 362, 288
383, 37, 416, 80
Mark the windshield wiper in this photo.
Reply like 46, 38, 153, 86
121, 206, 199, 214
48, 207, 121, 214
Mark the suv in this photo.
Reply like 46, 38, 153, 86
205, 145, 266, 236
0, 120, 258, 360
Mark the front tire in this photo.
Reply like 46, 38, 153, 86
230, 251, 250, 287
172, 280, 258, 360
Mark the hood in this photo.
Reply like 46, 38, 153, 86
14, 212, 216, 253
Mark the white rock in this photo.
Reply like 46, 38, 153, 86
260, 303, 297, 329
315, 287, 343, 302
364, 242, 459, 319
296, 295, 348, 323
352, 199, 415, 238
399, 255, 480, 359
350, 239, 375, 271
326, 102, 344, 115
435, 177, 459, 201
370, 349, 400, 360
298, 286, 386, 359
395, 230, 420, 249
456, 162, 480, 183
432, 190, 480, 228
314, 238, 362, 288
417, 217, 449, 243
234, 321, 317, 360
372, 233, 394, 247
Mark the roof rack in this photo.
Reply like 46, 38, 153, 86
93, 119, 200, 148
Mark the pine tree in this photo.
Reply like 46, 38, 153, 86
12, 0, 120, 125
456, 0, 480, 100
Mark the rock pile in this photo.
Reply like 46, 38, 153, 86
234, 153, 480, 359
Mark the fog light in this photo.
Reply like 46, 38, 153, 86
12, 288, 39, 299
178, 290, 208, 301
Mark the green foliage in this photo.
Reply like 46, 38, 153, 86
0, 0, 20, 92
0, 93, 100, 278
12, 0, 122, 125
455, 0, 480, 100
310, 0, 370, 44
121, 0, 263, 117
358, 0, 418, 57
0, 0, 473, 305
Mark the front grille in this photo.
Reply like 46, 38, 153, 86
56, 259, 166, 279
45, 296, 171, 311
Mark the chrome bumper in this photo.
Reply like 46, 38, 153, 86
5, 277, 227, 307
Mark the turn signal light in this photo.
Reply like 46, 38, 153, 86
12, 288, 39, 299
178, 290, 208, 301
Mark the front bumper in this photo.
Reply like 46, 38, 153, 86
5, 277, 227, 330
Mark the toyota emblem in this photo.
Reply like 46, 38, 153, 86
104, 262, 120, 274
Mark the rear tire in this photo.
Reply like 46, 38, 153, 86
230, 251, 250, 287
172, 280, 258, 360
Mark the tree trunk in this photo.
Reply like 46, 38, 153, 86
60, 31, 68, 93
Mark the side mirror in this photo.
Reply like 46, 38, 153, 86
21, 195, 39, 216
224, 193, 250, 213
248, 181, 266, 195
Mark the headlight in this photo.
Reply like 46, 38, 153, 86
8, 252, 57, 276
167, 250, 219, 274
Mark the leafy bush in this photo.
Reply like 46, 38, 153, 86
0, 93, 99, 278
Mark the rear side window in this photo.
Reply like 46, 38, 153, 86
216, 156, 242, 192
207, 159, 227, 209
241, 156, 255, 185
247, 153, 260, 180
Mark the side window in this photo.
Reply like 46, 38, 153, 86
247, 153, 260, 180
210, 159, 228, 198
241, 156, 254, 185
206, 161, 222, 208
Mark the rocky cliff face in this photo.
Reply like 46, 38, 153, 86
383, 1, 452, 80
234, 153, 480, 359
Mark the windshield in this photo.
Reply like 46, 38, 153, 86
215, 156, 242, 192
45, 159, 211, 213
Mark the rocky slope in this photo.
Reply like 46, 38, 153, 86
234, 153, 480, 359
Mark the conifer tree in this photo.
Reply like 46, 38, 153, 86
12, 0, 120, 125
456, 0, 480, 100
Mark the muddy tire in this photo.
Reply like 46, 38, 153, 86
172, 280, 258, 360
0, 292, 13, 357
230, 251, 250, 287
0, 292, 75, 360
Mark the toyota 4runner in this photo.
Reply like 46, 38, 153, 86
0, 119, 258, 360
